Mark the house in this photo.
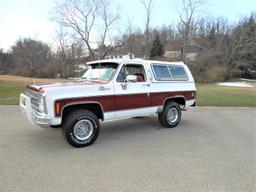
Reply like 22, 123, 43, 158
183, 40, 203, 61
164, 39, 203, 61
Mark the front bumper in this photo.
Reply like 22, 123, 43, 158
19, 93, 50, 128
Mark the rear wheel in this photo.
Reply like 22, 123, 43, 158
62, 110, 100, 147
158, 101, 181, 128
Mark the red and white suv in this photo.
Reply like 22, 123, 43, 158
20, 58, 196, 147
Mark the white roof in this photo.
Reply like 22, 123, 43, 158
86, 58, 186, 66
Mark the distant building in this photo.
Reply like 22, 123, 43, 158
164, 39, 203, 61
164, 39, 183, 60
183, 41, 203, 61
164, 50, 181, 59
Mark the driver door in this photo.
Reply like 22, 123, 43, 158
114, 63, 152, 119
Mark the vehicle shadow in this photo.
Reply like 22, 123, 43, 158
28, 115, 194, 150
100, 116, 160, 136
97, 115, 192, 144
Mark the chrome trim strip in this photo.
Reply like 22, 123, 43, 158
31, 111, 50, 128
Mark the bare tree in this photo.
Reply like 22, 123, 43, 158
0, 50, 13, 74
121, 17, 137, 54
118, 17, 147, 58
53, 0, 119, 60
98, 0, 119, 55
11, 38, 51, 76
176, 0, 206, 60
141, 0, 153, 59
56, 26, 69, 78
96, 1, 123, 59
177, 0, 205, 39
226, 14, 256, 79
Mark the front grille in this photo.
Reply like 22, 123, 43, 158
25, 89, 42, 112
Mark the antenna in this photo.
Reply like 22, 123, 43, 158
99, 61, 101, 81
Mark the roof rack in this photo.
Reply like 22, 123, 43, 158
106, 53, 134, 60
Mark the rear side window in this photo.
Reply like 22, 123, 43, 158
168, 66, 188, 80
152, 65, 171, 80
152, 64, 188, 81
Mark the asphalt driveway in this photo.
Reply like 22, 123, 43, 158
0, 106, 255, 192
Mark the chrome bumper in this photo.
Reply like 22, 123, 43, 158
19, 93, 50, 128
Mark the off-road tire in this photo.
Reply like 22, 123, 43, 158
158, 101, 181, 128
62, 109, 100, 147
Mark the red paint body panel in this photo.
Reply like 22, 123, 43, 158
55, 96, 115, 116
55, 91, 195, 117
115, 93, 151, 111
151, 91, 195, 106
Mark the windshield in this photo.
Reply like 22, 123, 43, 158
81, 62, 118, 82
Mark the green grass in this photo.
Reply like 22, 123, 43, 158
0, 75, 67, 105
0, 75, 255, 107
0, 80, 26, 105
196, 84, 256, 107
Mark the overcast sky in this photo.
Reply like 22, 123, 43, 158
0, 0, 255, 51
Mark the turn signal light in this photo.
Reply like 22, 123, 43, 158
55, 102, 61, 116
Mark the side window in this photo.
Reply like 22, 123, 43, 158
117, 64, 146, 82
152, 64, 188, 81
152, 65, 171, 80
168, 66, 188, 80
116, 66, 125, 82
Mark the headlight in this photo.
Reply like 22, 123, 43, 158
38, 96, 47, 113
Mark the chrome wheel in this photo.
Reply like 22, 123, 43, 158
167, 107, 179, 124
73, 119, 93, 140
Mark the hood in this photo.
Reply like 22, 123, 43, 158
26, 80, 108, 94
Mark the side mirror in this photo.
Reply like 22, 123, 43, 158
125, 75, 137, 82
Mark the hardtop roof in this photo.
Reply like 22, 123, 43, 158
86, 58, 186, 66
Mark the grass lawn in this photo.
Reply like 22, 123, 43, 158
0, 75, 67, 105
0, 80, 26, 105
196, 84, 256, 107
0, 75, 255, 107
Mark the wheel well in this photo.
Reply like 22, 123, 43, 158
164, 97, 186, 107
62, 103, 104, 123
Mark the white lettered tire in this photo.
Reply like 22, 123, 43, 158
62, 110, 100, 147
158, 101, 181, 128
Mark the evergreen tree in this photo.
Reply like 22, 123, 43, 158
150, 34, 164, 58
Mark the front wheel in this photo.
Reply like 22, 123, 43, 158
62, 110, 100, 147
158, 101, 181, 128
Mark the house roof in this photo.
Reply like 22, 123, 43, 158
165, 39, 184, 52
165, 38, 204, 53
